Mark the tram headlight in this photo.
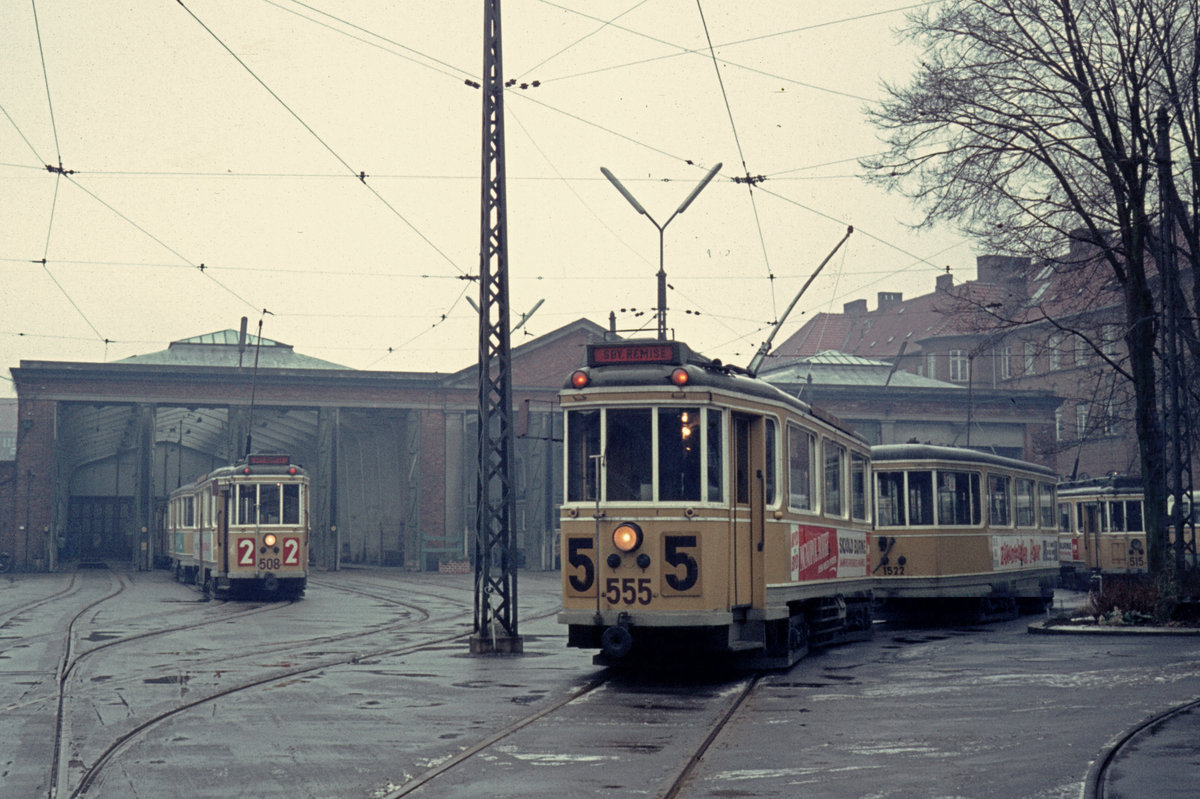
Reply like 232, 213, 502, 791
612, 522, 643, 553
264, 533, 277, 547
670, 367, 689, 387
570, 370, 590, 389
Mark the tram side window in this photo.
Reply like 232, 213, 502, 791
788, 424, 814, 511
607, 409, 653, 501
1058, 502, 1072, 533
1109, 500, 1126, 532
707, 411, 723, 503
283, 483, 301, 524
876, 471, 905, 526
823, 440, 846, 517
658, 408, 701, 502
764, 419, 777, 506
237, 484, 257, 525
936, 470, 979, 526
1015, 478, 1036, 528
566, 410, 600, 502
1111, 499, 1143, 532
907, 470, 934, 525
1127, 500, 1145, 531
988, 474, 1012, 527
1039, 483, 1056, 528
183, 496, 195, 527
850, 451, 868, 521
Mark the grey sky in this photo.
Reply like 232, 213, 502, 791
1, 1, 969, 398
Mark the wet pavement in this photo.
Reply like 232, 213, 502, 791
1, 570, 1198, 798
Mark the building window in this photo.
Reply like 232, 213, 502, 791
1049, 333, 1063, 370
1024, 342, 1036, 375
1074, 336, 1088, 367
1055, 409, 1063, 442
1103, 398, 1117, 436
1102, 324, 1120, 358
926, 352, 936, 380
999, 346, 1012, 380
949, 349, 969, 382
1076, 404, 1088, 439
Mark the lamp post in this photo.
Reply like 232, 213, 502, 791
601, 162, 722, 340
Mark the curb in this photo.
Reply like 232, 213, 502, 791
1028, 620, 1200, 635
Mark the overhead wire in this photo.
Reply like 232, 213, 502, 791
30, 0, 63, 169
6, 1, 970, 374
694, 0, 777, 324
516, 0, 651, 80
176, 0, 468, 278
268, 0, 473, 82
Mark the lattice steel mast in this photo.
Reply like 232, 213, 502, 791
470, 0, 522, 655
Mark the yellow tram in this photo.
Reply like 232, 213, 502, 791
558, 339, 873, 669
871, 444, 1059, 619
167, 453, 309, 599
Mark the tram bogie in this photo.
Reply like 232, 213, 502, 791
871, 444, 1059, 621
167, 453, 309, 599
558, 340, 874, 670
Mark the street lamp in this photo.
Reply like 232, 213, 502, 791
601, 162, 723, 340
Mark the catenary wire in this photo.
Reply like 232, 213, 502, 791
175, 0, 468, 278
695, 0, 777, 323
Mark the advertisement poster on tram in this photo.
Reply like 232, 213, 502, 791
791, 524, 870, 582
992, 534, 1060, 571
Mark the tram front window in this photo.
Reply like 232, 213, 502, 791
658, 408, 701, 501
876, 471, 906, 526
606, 409, 653, 501
907, 470, 933, 525
237, 485, 257, 525
260, 483, 282, 525
566, 410, 601, 502
283, 483, 301, 524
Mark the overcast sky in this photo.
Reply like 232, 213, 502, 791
1, 0, 972, 398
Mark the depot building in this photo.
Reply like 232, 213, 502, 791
2, 320, 1059, 573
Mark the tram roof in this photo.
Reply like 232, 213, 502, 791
1056, 474, 1145, 496
871, 443, 1055, 477
564, 339, 867, 444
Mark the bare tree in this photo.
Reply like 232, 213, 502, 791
863, 0, 1199, 582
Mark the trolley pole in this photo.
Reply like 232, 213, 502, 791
600, 162, 722, 340
470, 0, 522, 655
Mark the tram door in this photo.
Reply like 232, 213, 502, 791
1079, 501, 1101, 568
731, 414, 758, 607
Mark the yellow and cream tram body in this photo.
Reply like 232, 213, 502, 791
559, 340, 874, 669
167, 453, 309, 599
872, 444, 1059, 619
1055, 475, 1148, 590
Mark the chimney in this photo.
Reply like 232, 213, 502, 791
843, 299, 868, 315
975, 254, 1031, 283
936, 273, 954, 292
877, 291, 903, 311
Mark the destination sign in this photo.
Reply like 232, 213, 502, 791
588, 342, 680, 367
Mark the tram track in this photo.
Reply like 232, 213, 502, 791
68, 602, 564, 798
374, 670, 761, 799
0, 573, 82, 631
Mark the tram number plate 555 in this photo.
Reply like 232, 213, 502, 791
604, 577, 652, 606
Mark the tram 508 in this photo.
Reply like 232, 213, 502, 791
167, 453, 309, 599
